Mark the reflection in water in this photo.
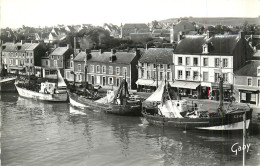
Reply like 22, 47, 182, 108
1, 93, 260, 166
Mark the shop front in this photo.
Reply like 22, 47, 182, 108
170, 81, 201, 98
239, 89, 259, 105
136, 79, 162, 92
211, 84, 233, 101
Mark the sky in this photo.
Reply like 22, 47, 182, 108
0, 0, 260, 28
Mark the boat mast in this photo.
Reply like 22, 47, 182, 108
156, 58, 158, 88
219, 58, 224, 115
84, 51, 88, 96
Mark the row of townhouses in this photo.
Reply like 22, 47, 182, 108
1, 31, 260, 106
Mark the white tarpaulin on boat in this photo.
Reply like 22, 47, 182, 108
136, 79, 162, 87
145, 81, 165, 102
57, 69, 67, 87
158, 100, 183, 118
169, 81, 200, 89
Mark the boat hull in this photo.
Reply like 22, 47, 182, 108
15, 85, 68, 102
69, 92, 142, 116
142, 109, 253, 131
0, 77, 16, 92
105, 104, 142, 116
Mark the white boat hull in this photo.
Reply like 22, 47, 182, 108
15, 85, 68, 102
69, 96, 88, 108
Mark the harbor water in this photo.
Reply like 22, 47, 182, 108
1, 92, 260, 166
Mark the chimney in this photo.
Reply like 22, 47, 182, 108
111, 49, 116, 54
239, 31, 245, 39
206, 30, 214, 39
99, 49, 104, 54
135, 49, 141, 59
177, 31, 185, 41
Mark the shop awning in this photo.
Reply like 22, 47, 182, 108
169, 81, 200, 89
10, 67, 25, 71
236, 85, 259, 92
136, 79, 162, 87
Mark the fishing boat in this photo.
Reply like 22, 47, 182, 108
15, 70, 68, 102
69, 79, 142, 116
142, 79, 253, 131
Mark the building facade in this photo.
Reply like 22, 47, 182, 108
173, 31, 254, 99
73, 49, 140, 90
136, 48, 174, 92
234, 60, 260, 106
41, 46, 73, 79
1, 42, 46, 76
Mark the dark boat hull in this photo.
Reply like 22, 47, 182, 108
142, 109, 253, 130
69, 92, 142, 116
105, 104, 142, 116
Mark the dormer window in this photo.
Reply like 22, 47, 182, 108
257, 67, 260, 76
202, 44, 208, 54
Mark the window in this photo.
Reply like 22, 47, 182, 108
167, 72, 171, 80
116, 78, 120, 86
57, 56, 60, 60
123, 67, 127, 76
258, 79, 260, 87
91, 76, 95, 84
51, 55, 54, 59
178, 70, 183, 79
178, 57, 182, 65
90, 65, 94, 73
203, 72, 208, 82
30, 53, 33, 57
223, 59, 228, 68
78, 74, 81, 81
153, 71, 156, 79
141, 69, 144, 78
66, 71, 70, 79
141, 63, 144, 68
248, 78, 252, 86
160, 72, 163, 80
147, 63, 151, 69
109, 66, 113, 74
215, 58, 220, 67
54, 60, 57, 67
116, 67, 120, 75
186, 71, 191, 80
193, 71, 199, 80
167, 64, 171, 70
223, 73, 228, 82
102, 66, 106, 73
193, 57, 198, 66
153, 64, 156, 69
203, 58, 208, 66
78, 64, 81, 71
186, 57, 190, 66
257, 68, 260, 75
70, 61, 73, 68
109, 77, 113, 85
147, 71, 151, 79
215, 73, 220, 82
160, 64, 163, 70
30, 59, 33, 63
66, 61, 69, 67
96, 65, 100, 73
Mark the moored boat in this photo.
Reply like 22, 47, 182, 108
69, 79, 142, 116
142, 80, 253, 131
15, 70, 68, 102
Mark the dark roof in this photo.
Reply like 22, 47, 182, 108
87, 51, 136, 64
2, 42, 39, 52
174, 35, 240, 55
123, 23, 149, 29
235, 60, 260, 77
139, 48, 174, 64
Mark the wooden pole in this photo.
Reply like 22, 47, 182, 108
156, 58, 158, 88
243, 111, 246, 166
